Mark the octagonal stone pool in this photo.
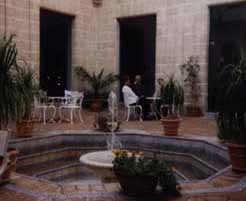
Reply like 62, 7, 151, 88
9, 130, 229, 185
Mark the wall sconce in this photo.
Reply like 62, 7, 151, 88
92, 0, 103, 7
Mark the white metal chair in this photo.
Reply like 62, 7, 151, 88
122, 92, 143, 122
33, 91, 56, 124
0, 131, 10, 183
59, 91, 84, 124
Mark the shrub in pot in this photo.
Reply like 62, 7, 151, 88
16, 68, 37, 137
112, 150, 180, 197
216, 49, 246, 172
0, 35, 20, 131
181, 56, 202, 116
0, 35, 19, 181
75, 67, 118, 112
160, 76, 184, 136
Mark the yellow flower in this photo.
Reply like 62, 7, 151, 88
112, 149, 128, 157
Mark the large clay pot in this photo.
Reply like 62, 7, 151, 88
227, 143, 246, 172
1, 148, 18, 183
16, 120, 34, 138
90, 98, 103, 112
161, 118, 181, 136
114, 170, 158, 196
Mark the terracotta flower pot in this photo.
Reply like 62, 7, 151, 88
161, 117, 181, 136
16, 120, 34, 138
90, 98, 103, 112
7, 148, 18, 165
1, 148, 18, 183
114, 170, 158, 196
227, 143, 246, 173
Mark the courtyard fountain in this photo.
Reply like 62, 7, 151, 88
79, 91, 120, 181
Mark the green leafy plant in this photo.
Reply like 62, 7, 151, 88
216, 49, 246, 144
113, 150, 181, 195
75, 67, 118, 98
161, 76, 184, 117
0, 35, 20, 129
16, 68, 37, 121
181, 56, 201, 109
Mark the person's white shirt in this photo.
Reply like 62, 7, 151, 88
122, 85, 139, 107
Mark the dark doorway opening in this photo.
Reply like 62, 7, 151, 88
208, 3, 246, 111
40, 9, 73, 96
118, 14, 156, 99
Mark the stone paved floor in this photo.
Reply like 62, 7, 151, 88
13, 110, 218, 142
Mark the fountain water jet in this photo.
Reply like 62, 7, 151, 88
80, 90, 120, 181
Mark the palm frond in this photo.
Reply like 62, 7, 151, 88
0, 34, 20, 128
75, 66, 118, 97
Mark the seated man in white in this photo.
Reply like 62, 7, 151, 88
122, 77, 142, 121
122, 78, 138, 106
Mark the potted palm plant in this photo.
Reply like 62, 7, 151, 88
0, 35, 19, 131
16, 68, 37, 137
113, 150, 180, 197
75, 67, 118, 111
216, 49, 246, 172
0, 35, 19, 181
160, 76, 184, 136
181, 57, 202, 116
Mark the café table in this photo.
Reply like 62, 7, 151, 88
47, 96, 71, 122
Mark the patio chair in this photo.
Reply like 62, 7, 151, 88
0, 131, 10, 184
33, 90, 56, 124
59, 91, 84, 124
122, 92, 143, 122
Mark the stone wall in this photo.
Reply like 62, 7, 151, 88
95, 0, 242, 111
0, 0, 97, 90
0, 0, 243, 110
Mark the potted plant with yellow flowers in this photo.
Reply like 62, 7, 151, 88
113, 149, 181, 197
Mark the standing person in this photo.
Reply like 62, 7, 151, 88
132, 75, 144, 98
156, 78, 168, 117
157, 78, 165, 97
132, 74, 148, 118
151, 78, 166, 118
